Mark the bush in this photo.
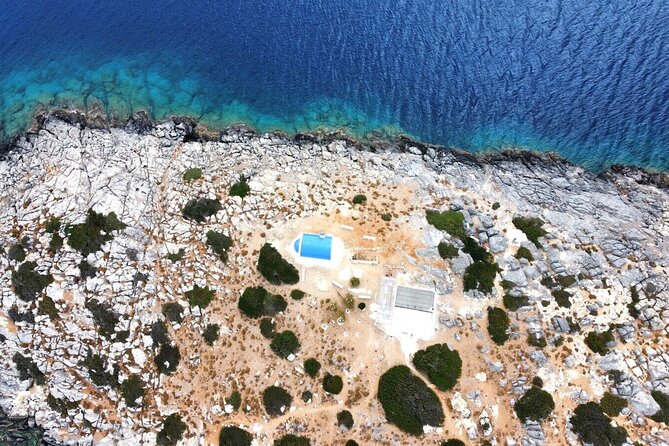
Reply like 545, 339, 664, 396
552, 289, 572, 308
377, 365, 444, 436
270, 330, 300, 359
463, 261, 500, 294
203, 323, 220, 346
120, 375, 145, 407
65, 209, 126, 255
263, 386, 292, 416
585, 330, 614, 355
628, 286, 640, 319
229, 176, 251, 198
514, 387, 555, 422
85, 299, 120, 339
219, 426, 252, 446
186, 284, 215, 309
570, 402, 628, 446
226, 390, 242, 411
462, 237, 492, 263
301, 390, 313, 403
157, 413, 187, 446
273, 434, 311, 446
304, 358, 321, 378
13, 353, 45, 386
162, 302, 184, 323
349, 277, 360, 288
528, 333, 547, 348
515, 247, 534, 261
323, 373, 344, 394
81, 351, 118, 388
412, 343, 462, 391
532, 376, 544, 388
352, 194, 367, 205
426, 210, 465, 239
39, 296, 60, 320
290, 289, 305, 300
487, 307, 510, 345
78, 260, 97, 279
651, 391, 669, 424
492, 202, 500, 210
206, 230, 233, 262
438, 242, 459, 259
48, 233, 64, 252
12, 261, 54, 301
182, 167, 202, 182
45, 217, 61, 233
257, 243, 299, 285
238, 286, 287, 319
8, 243, 26, 262
337, 410, 354, 430
381, 213, 392, 221
166, 248, 185, 262
155, 343, 181, 375
600, 392, 627, 417
47, 394, 77, 417
260, 318, 276, 339
503, 293, 529, 311
512, 216, 547, 248
442, 441, 465, 446
150, 321, 170, 346
558, 274, 577, 288
182, 198, 222, 223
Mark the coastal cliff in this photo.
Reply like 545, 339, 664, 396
0, 114, 668, 445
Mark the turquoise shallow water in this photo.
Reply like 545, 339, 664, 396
1, 1, 669, 171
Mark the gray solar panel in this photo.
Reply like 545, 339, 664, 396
394, 286, 435, 313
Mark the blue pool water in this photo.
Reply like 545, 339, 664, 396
1, 1, 668, 171
295, 234, 333, 260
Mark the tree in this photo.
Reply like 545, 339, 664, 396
377, 365, 444, 436
463, 261, 500, 294
426, 210, 466, 239
270, 331, 300, 359
13, 353, 45, 386
157, 413, 187, 446
182, 197, 222, 222
412, 343, 462, 391
65, 209, 126, 255
273, 434, 311, 446
162, 302, 184, 323
229, 176, 251, 198
85, 299, 120, 339
352, 194, 367, 205
120, 375, 145, 407
514, 387, 555, 422
219, 426, 253, 446
257, 243, 299, 285
260, 318, 276, 339
337, 410, 354, 430
585, 330, 615, 355
207, 230, 233, 262
441, 440, 465, 446
515, 246, 534, 261
155, 343, 180, 375
203, 324, 220, 346
304, 358, 321, 378
11, 261, 54, 301
263, 386, 292, 416
186, 284, 215, 309
651, 391, 669, 424
487, 307, 510, 345
437, 242, 459, 259
512, 216, 547, 248
238, 286, 287, 319
570, 402, 628, 446
323, 373, 344, 394
600, 392, 627, 417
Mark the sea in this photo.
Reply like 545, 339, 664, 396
1, 1, 668, 172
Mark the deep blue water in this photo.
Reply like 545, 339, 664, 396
1, 0, 668, 171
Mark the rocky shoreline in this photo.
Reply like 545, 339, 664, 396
0, 112, 668, 445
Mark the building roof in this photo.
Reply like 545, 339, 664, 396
394, 285, 435, 313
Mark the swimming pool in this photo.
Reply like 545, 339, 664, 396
294, 233, 333, 260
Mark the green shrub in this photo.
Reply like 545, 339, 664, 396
552, 289, 572, 308
463, 261, 500, 294
186, 284, 215, 309
226, 390, 242, 411
155, 343, 181, 375
120, 375, 145, 407
628, 286, 640, 319
515, 247, 534, 261
263, 386, 292, 416
8, 305, 34, 324
337, 410, 354, 430
78, 260, 97, 279
501, 279, 516, 290
260, 318, 276, 339
162, 302, 184, 323
8, 243, 26, 262
377, 365, 444, 436
13, 353, 45, 386
150, 321, 170, 346
651, 391, 669, 424
45, 217, 61, 233
182, 198, 222, 223
600, 392, 627, 417
557, 274, 577, 288
349, 277, 360, 288
85, 299, 120, 339
352, 194, 367, 205
157, 413, 187, 446
46, 394, 77, 417
48, 234, 64, 252
203, 324, 220, 346
273, 434, 310, 446
442, 440, 465, 446
257, 243, 299, 285
65, 209, 126, 255
290, 289, 305, 300
345, 441, 359, 446
301, 390, 313, 403
570, 402, 628, 446
166, 248, 186, 262
219, 426, 252, 446
438, 242, 459, 259
270, 330, 300, 358
585, 330, 614, 355
206, 230, 233, 262
12, 261, 54, 301
462, 237, 492, 263
512, 216, 547, 248
38, 296, 60, 320
229, 176, 251, 198
426, 210, 466, 239
528, 333, 547, 348
532, 376, 544, 388
323, 373, 344, 394
304, 358, 321, 378
412, 343, 462, 391
81, 351, 118, 388
514, 387, 555, 422
182, 167, 202, 182
503, 294, 529, 311
381, 213, 392, 221
343, 293, 355, 310
487, 307, 510, 345
238, 286, 287, 319
492, 202, 500, 210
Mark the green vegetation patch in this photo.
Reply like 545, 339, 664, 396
47, 394, 77, 417
162, 302, 184, 323
13, 353, 45, 386
570, 402, 628, 446
514, 246, 534, 262
503, 293, 529, 311
270, 330, 300, 358
203, 323, 220, 346
65, 209, 126, 255
257, 243, 299, 285
349, 277, 360, 288
304, 358, 321, 378
514, 386, 555, 423
487, 307, 510, 345
584, 330, 615, 355
206, 230, 233, 262
186, 284, 215, 309
48, 233, 64, 252
377, 365, 444, 436
45, 217, 61, 233
260, 318, 276, 339
155, 343, 181, 375
78, 260, 97, 279
628, 286, 640, 319
552, 289, 572, 308
337, 410, 354, 430
512, 216, 547, 248
462, 237, 492, 262
263, 385, 292, 416
166, 248, 186, 262
38, 296, 60, 321
600, 392, 627, 417
290, 289, 305, 300
323, 373, 344, 394
157, 413, 187, 446
182, 167, 202, 182
81, 351, 118, 388
463, 260, 501, 294
442, 441, 465, 446
557, 274, 577, 288
8, 243, 26, 262
226, 390, 242, 411
219, 426, 252, 446
412, 343, 462, 391
274, 434, 311, 446
12, 261, 53, 301
85, 299, 120, 339
238, 286, 287, 319
426, 209, 465, 239
182, 197, 222, 223
120, 375, 146, 407
438, 242, 459, 259
352, 194, 367, 205
229, 176, 251, 198
651, 391, 669, 424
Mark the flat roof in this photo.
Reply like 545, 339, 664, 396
394, 285, 435, 313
